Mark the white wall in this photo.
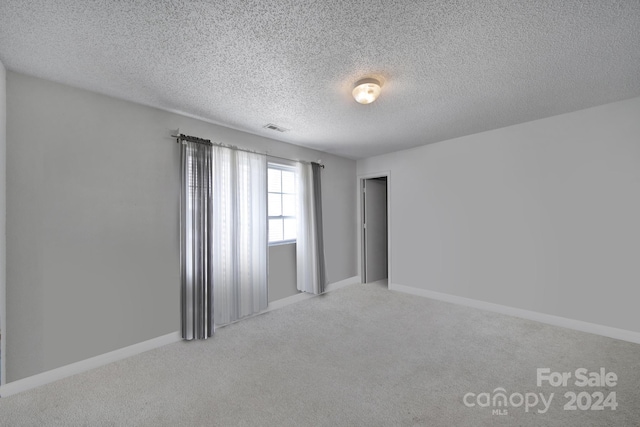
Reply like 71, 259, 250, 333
6, 72, 357, 382
358, 96, 640, 334
0, 59, 6, 385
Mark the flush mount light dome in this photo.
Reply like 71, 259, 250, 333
352, 78, 382, 104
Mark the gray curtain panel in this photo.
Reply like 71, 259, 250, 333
180, 140, 213, 340
296, 162, 327, 294
311, 162, 326, 292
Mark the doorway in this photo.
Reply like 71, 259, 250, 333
361, 176, 388, 284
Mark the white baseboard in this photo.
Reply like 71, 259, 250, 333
0, 276, 362, 398
390, 283, 640, 345
0, 331, 182, 398
265, 292, 316, 312
326, 275, 361, 292
266, 275, 360, 312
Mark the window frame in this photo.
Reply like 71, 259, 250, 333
267, 162, 297, 246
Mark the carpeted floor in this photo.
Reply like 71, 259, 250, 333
0, 281, 638, 426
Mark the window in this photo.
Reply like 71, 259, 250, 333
268, 164, 296, 244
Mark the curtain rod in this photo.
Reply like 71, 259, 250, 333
173, 133, 325, 168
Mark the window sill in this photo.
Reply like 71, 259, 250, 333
268, 240, 296, 247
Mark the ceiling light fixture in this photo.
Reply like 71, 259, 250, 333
352, 78, 382, 104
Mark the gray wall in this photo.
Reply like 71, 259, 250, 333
0, 59, 6, 384
358, 96, 640, 334
6, 72, 357, 382
268, 243, 298, 303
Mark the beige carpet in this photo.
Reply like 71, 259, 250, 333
0, 281, 638, 426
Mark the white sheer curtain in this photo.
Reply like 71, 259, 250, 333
296, 162, 327, 294
211, 146, 268, 325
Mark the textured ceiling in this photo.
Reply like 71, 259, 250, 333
1, 1, 639, 159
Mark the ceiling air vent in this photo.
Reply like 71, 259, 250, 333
263, 123, 289, 133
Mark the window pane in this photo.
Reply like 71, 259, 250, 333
269, 218, 283, 242
267, 165, 297, 244
282, 194, 295, 216
283, 218, 297, 240
281, 170, 295, 194
268, 193, 282, 216
268, 168, 281, 193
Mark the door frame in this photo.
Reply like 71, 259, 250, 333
357, 171, 391, 285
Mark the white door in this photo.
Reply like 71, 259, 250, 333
363, 178, 388, 283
